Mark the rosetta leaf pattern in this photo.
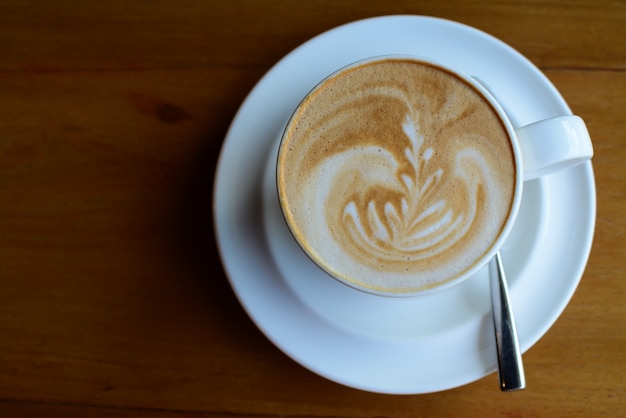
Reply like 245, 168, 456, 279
342, 113, 466, 257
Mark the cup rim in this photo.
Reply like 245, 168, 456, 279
275, 54, 524, 298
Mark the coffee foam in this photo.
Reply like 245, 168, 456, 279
277, 59, 516, 293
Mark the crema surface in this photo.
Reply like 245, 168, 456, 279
277, 59, 516, 293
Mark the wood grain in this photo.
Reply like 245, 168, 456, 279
0, 1, 624, 417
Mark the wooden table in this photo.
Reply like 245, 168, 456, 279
1, 1, 624, 416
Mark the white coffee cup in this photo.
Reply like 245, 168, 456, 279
276, 56, 593, 297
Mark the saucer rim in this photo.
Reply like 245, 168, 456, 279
213, 15, 597, 394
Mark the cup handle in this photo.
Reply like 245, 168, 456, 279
515, 115, 593, 181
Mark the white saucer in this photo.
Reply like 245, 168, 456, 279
213, 16, 596, 394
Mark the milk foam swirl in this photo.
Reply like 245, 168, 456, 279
278, 59, 515, 291
341, 114, 489, 261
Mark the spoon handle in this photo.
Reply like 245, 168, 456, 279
489, 251, 526, 391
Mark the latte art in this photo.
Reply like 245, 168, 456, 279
341, 114, 490, 260
278, 59, 516, 292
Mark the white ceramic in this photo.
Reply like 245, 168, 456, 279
274, 55, 593, 296
213, 15, 596, 394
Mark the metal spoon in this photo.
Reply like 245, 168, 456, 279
489, 251, 526, 391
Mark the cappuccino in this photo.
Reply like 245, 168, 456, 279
277, 58, 516, 293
